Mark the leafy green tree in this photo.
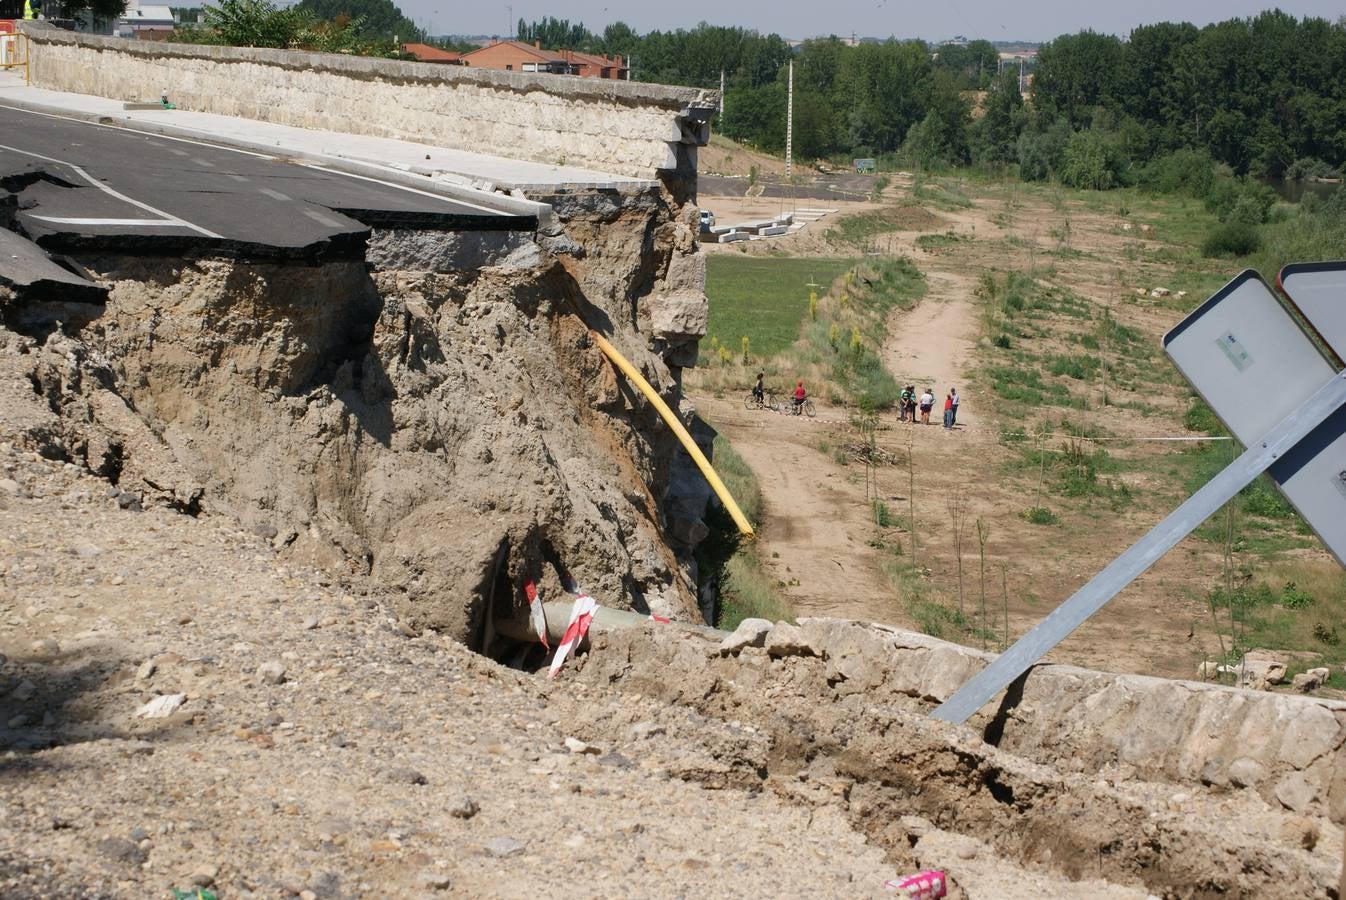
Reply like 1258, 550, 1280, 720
973, 68, 1025, 163
1032, 31, 1125, 130
296, 0, 419, 41
1059, 130, 1126, 189
1017, 117, 1072, 181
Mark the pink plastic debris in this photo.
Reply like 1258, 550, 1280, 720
883, 869, 947, 899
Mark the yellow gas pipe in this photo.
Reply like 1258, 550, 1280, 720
588, 330, 755, 538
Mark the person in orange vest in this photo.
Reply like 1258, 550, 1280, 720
23, 0, 37, 19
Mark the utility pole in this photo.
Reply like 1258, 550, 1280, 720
506, 5, 513, 40
785, 59, 794, 181
719, 68, 725, 118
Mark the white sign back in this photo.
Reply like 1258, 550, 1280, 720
1279, 262, 1346, 366
1162, 270, 1336, 445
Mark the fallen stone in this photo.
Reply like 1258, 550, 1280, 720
418, 870, 452, 891
1280, 816, 1320, 850
449, 796, 479, 819
7, 714, 29, 728
0, 478, 20, 495
96, 836, 148, 865
302, 615, 319, 631
1238, 651, 1288, 690
136, 694, 185, 719
1291, 671, 1325, 693
765, 622, 820, 658
386, 767, 427, 785
1227, 757, 1267, 788
1274, 772, 1317, 813
29, 638, 59, 656
1196, 661, 1219, 680
190, 864, 219, 887
484, 837, 526, 858
626, 720, 664, 741
135, 660, 157, 681
565, 737, 600, 754
719, 618, 772, 656
10, 680, 37, 702
256, 661, 287, 685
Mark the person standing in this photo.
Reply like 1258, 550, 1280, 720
919, 387, 935, 424
792, 379, 807, 414
899, 385, 914, 422
942, 390, 954, 429
949, 387, 960, 427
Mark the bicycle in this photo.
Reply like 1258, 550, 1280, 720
744, 390, 777, 411
783, 397, 816, 418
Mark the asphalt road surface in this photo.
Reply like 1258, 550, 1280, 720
0, 104, 535, 259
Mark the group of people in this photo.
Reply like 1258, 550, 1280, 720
753, 372, 960, 425
752, 373, 809, 411
900, 385, 960, 428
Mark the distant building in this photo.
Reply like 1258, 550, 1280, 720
459, 40, 627, 79
402, 42, 462, 64
941, 35, 970, 47
113, 1, 176, 39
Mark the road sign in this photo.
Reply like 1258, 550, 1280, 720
1274, 262, 1346, 566
1279, 261, 1346, 366
1163, 271, 1336, 445
931, 268, 1346, 725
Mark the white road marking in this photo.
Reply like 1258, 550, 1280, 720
191, 157, 215, 168
303, 209, 345, 228
167, 147, 189, 156
0, 105, 519, 221
258, 188, 290, 201
30, 216, 183, 227
226, 174, 250, 182
0, 141, 223, 239
299, 162, 504, 215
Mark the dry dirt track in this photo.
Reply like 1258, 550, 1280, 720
691, 182, 1320, 682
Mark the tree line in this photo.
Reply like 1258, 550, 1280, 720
510, 12, 1345, 183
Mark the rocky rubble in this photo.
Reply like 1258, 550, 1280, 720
0, 438, 901, 898
572, 622, 1345, 897
0, 179, 719, 653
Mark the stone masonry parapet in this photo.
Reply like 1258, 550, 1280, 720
19, 24, 719, 180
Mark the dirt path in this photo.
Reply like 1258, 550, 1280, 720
882, 270, 980, 407
697, 397, 903, 623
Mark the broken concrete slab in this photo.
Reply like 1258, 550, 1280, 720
0, 227, 106, 303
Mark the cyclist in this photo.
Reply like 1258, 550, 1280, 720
752, 372, 765, 405
792, 379, 807, 413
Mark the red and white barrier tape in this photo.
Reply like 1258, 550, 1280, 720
547, 592, 597, 679
523, 578, 549, 651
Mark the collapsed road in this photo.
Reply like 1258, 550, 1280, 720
0, 104, 535, 261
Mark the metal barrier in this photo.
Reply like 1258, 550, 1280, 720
0, 29, 29, 85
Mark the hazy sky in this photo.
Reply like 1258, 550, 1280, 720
430, 1, 1343, 42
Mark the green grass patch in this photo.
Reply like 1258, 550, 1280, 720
1202, 560, 1346, 688
705, 256, 855, 360
699, 430, 793, 631
915, 230, 967, 252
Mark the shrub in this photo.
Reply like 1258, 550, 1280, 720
1016, 118, 1071, 182
1020, 506, 1058, 525
1205, 178, 1276, 223
1059, 130, 1126, 191
1280, 581, 1314, 609
993, 333, 1013, 349
1138, 148, 1216, 197
1202, 221, 1262, 257
1285, 157, 1341, 181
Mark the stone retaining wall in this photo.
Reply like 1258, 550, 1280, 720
19, 25, 716, 179
792, 618, 1346, 822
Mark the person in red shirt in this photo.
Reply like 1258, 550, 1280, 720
943, 389, 955, 428
792, 379, 806, 412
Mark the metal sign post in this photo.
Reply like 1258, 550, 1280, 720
932, 269, 1346, 725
